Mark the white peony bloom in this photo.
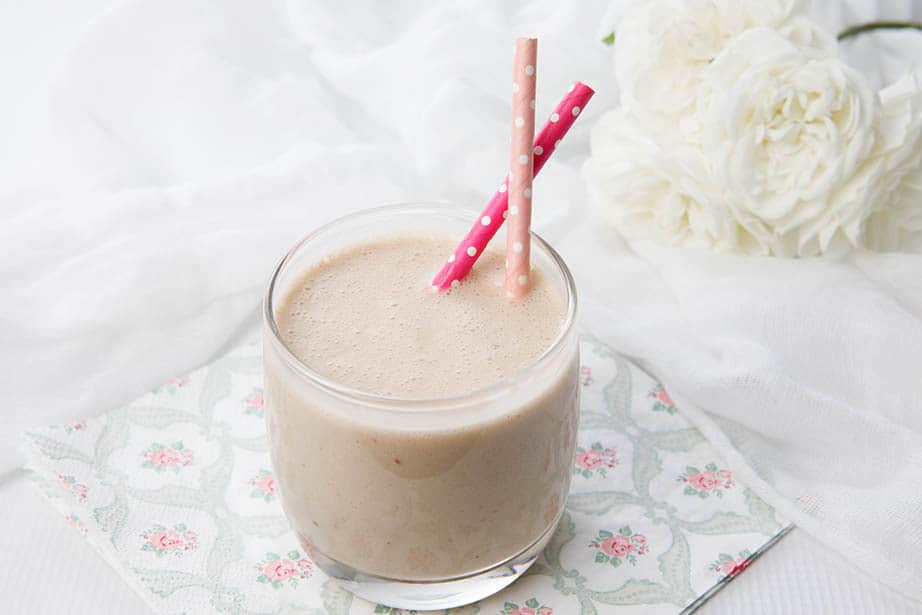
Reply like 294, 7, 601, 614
613, 0, 834, 140
865, 75, 922, 251
700, 28, 879, 256
584, 110, 759, 253
586, 1, 922, 256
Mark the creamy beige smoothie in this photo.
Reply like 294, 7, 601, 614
264, 232, 579, 581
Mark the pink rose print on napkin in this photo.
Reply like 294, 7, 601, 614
156, 376, 189, 395
140, 523, 197, 557
256, 550, 313, 589
580, 366, 593, 387
573, 443, 619, 478
678, 463, 734, 498
710, 549, 753, 579
141, 442, 194, 473
497, 598, 553, 615
249, 469, 277, 502
244, 388, 265, 417
589, 526, 649, 567
66, 514, 89, 536
649, 384, 677, 414
57, 473, 88, 502
60, 420, 87, 434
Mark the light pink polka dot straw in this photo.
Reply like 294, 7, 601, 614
431, 83, 594, 291
505, 37, 537, 298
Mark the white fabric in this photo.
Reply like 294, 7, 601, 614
563, 237, 922, 603
1, 0, 921, 609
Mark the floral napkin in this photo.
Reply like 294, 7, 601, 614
24, 337, 790, 614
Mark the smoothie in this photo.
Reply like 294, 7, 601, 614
264, 233, 579, 581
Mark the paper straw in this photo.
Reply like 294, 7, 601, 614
505, 38, 537, 298
431, 81, 595, 290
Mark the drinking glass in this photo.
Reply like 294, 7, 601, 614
263, 203, 579, 609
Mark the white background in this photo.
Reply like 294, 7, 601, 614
2, 0, 921, 612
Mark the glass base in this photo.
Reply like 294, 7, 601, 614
302, 517, 560, 610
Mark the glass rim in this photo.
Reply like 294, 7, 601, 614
263, 201, 578, 408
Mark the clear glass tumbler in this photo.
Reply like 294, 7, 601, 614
263, 203, 579, 609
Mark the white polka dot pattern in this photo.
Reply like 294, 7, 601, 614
429, 82, 595, 291
505, 37, 538, 298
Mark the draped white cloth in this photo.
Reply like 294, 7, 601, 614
565, 237, 922, 602
2, 0, 921, 607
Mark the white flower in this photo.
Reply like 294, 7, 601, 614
584, 110, 753, 252
587, 3, 922, 256
865, 75, 922, 251
613, 0, 834, 140
700, 28, 879, 255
